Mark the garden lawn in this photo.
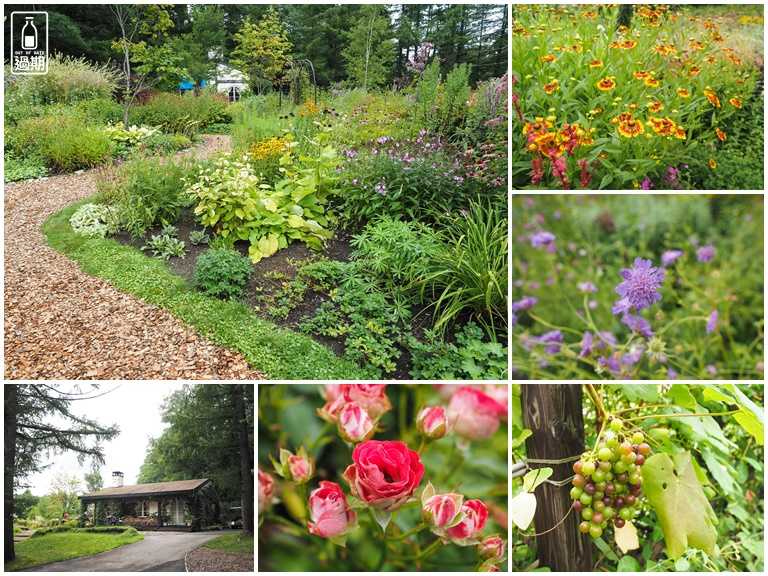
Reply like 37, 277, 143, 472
44, 199, 370, 380
5, 530, 143, 571
203, 533, 254, 556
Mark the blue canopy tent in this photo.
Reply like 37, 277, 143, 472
178, 79, 207, 93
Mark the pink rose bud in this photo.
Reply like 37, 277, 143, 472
307, 481, 357, 538
447, 387, 505, 440
422, 492, 464, 528
258, 469, 275, 513
416, 406, 447, 439
288, 454, 313, 484
343, 440, 424, 511
338, 402, 375, 443
446, 499, 488, 545
478, 535, 506, 561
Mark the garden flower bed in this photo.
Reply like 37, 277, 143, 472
512, 4, 764, 189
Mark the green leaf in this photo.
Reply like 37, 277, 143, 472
618, 384, 659, 403
523, 467, 552, 493
669, 385, 696, 410
617, 555, 640, 571
512, 429, 532, 449
593, 536, 619, 562
700, 449, 736, 494
701, 386, 734, 405
370, 508, 392, 533
258, 234, 279, 258
641, 452, 717, 559
733, 408, 764, 445
328, 534, 347, 547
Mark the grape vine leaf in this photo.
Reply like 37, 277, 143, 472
617, 555, 641, 571
669, 385, 696, 410
614, 521, 640, 553
512, 428, 532, 449
616, 384, 659, 403
732, 408, 764, 446
700, 448, 736, 494
641, 451, 717, 559
523, 467, 552, 492
510, 491, 537, 530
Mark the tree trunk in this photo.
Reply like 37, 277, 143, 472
5, 385, 17, 561
232, 385, 254, 535
521, 384, 591, 572
617, 5, 634, 29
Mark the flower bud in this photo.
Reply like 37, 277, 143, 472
274, 447, 314, 484
478, 535, 506, 561
258, 469, 275, 513
445, 499, 488, 546
307, 481, 357, 538
416, 406, 447, 439
422, 493, 464, 529
338, 402, 375, 443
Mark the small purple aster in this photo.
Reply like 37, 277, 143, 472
621, 313, 654, 338
589, 300, 598, 310
598, 331, 617, 348
530, 231, 556, 253
622, 346, 645, 366
578, 281, 598, 293
579, 331, 594, 358
706, 364, 717, 376
661, 249, 683, 267
667, 367, 678, 379
612, 257, 666, 315
511, 312, 517, 327
697, 245, 716, 263
598, 355, 621, 376
536, 330, 563, 355
641, 177, 653, 190
512, 296, 538, 312
706, 310, 718, 334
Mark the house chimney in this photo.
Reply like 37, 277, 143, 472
112, 471, 124, 487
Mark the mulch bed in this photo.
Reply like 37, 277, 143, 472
186, 547, 253, 572
4, 135, 262, 380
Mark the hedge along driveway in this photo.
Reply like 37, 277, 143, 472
44, 198, 370, 380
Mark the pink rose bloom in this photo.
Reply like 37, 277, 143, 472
447, 387, 505, 440
416, 406, 447, 439
318, 384, 391, 423
323, 384, 344, 402
479, 385, 508, 419
288, 454, 312, 484
258, 469, 275, 513
432, 384, 462, 399
478, 535, 506, 560
307, 481, 356, 538
343, 440, 424, 511
422, 492, 463, 528
446, 499, 488, 545
338, 402, 375, 443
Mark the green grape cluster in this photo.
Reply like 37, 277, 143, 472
569, 418, 652, 539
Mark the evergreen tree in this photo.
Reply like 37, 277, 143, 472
4, 385, 119, 561
342, 5, 395, 90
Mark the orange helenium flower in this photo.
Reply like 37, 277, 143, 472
620, 40, 638, 49
674, 126, 687, 140
644, 77, 660, 88
715, 128, 727, 141
708, 158, 717, 169
611, 112, 634, 125
633, 70, 652, 80
689, 66, 702, 77
647, 116, 677, 137
729, 97, 742, 108
704, 88, 721, 108
596, 77, 617, 91
618, 119, 645, 138
648, 101, 664, 113
541, 54, 556, 63
676, 88, 691, 98
589, 59, 604, 68
543, 79, 560, 94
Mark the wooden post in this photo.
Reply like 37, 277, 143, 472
521, 384, 592, 572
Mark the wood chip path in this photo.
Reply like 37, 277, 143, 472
4, 136, 262, 380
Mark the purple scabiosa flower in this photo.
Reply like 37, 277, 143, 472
706, 364, 717, 376
641, 177, 653, 190
578, 281, 597, 293
598, 355, 621, 376
536, 330, 563, 355
598, 331, 617, 348
697, 245, 716, 262
579, 331, 594, 358
511, 312, 517, 327
661, 249, 683, 267
530, 231, 556, 252
612, 257, 665, 315
622, 345, 645, 366
621, 313, 654, 338
588, 300, 598, 310
706, 310, 718, 334
667, 367, 678, 379
374, 181, 387, 196
665, 166, 680, 183
512, 296, 538, 312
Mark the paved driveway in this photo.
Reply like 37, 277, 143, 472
25, 531, 224, 572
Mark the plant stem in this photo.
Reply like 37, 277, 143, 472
622, 409, 740, 422
390, 523, 428, 541
417, 437, 427, 454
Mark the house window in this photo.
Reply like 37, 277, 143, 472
228, 86, 241, 103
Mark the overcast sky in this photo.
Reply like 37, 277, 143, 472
21, 383, 187, 496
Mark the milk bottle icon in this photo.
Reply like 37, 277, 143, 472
22, 17, 38, 50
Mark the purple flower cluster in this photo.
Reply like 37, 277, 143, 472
612, 257, 665, 315
530, 231, 556, 253
697, 244, 716, 263
706, 310, 718, 334
512, 296, 538, 312
661, 249, 683, 267
578, 281, 597, 293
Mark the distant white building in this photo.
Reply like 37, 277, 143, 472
208, 49, 246, 102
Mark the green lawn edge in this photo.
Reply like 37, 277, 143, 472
43, 197, 372, 380
203, 532, 254, 556
5, 530, 144, 571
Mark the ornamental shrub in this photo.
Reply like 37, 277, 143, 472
130, 91, 230, 136
193, 248, 252, 299
69, 203, 117, 238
